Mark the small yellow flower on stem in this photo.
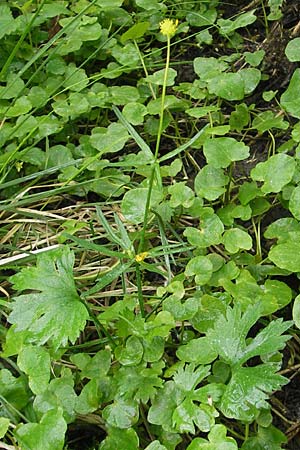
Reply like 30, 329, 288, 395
135, 251, 148, 263
159, 18, 179, 37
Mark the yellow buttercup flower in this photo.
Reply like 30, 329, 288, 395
135, 252, 148, 263
159, 19, 179, 37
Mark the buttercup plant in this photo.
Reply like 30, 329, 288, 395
1, 1, 300, 449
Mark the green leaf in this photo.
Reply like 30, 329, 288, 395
241, 425, 287, 450
116, 336, 144, 366
121, 187, 163, 224
223, 228, 252, 254
0, 4, 17, 39
264, 217, 300, 242
90, 123, 129, 153
195, 165, 228, 201
116, 362, 163, 403
148, 365, 215, 434
229, 103, 250, 132
6, 96, 32, 117
112, 43, 140, 66
8, 247, 89, 349
252, 111, 289, 133
34, 371, 77, 423
281, 69, 300, 118
75, 378, 102, 414
0, 369, 29, 411
17, 345, 50, 395
293, 294, 300, 329
208, 73, 245, 101
220, 364, 288, 421
96, 0, 124, 6
176, 337, 218, 364
110, 86, 140, 105
206, 304, 291, 366
269, 241, 300, 271
239, 68, 261, 94
15, 408, 67, 450
244, 49, 265, 67
146, 68, 177, 86
187, 424, 238, 450
168, 182, 195, 208
203, 137, 249, 168
190, 294, 227, 333
103, 398, 139, 429
185, 255, 213, 285
193, 57, 228, 81
121, 21, 150, 43
122, 102, 147, 125
217, 10, 256, 35
251, 153, 295, 194
289, 185, 300, 219
184, 209, 224, 248
285, 38, 300, 62
0, 417, 10, 439
99, 427, 139, 450
145, 442, 168, 450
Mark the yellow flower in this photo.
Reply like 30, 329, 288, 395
159, 19, 178, 37
135, 252, 148, 263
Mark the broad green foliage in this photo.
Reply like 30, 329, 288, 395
0, 0, 299, 449
8, 247, 89, 349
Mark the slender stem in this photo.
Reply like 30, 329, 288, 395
138, 36, 171, 253
135, 261, 145, 317
245, 423, 249, 441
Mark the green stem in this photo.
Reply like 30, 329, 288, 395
138, 36, 171, 253
135, 261, 145, 317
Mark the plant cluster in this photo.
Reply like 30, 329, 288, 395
1, 0, 300, 449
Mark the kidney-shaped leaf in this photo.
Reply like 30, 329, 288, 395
251, 153, 295, 194
281, 69, 300, 118
204, 137, 249, 168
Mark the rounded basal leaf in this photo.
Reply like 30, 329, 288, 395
223, 228, 252, 254
264, 217, 300, 242
208, 72, 245, 100
17, 345, 50, 395
122, 102, 147, 125
116, 336, 144, 366
168, 182, 194, 208
185, 255, 213, 285
15, 408, 67, 450
251, 153, 296, 194
121, 187, 163, 224
193, 57, 228, 81
110, 85, 140, 105
293, 294, 300, 329
121, 21, 150, 43
285, 38, 300, 62
99, 427, 139, 450
184, 210, 224, 248
145, 68, 177, 86
281, 69, 300, 118
289, 186, 300, 220
195, 165, 228, 201
269, 242, 300, 272
103, 399, 139, 429
203, 137, 249, 168
90, 123, 129, 154
239, 68, 261, 94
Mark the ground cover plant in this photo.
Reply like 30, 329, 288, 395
1, 0, 300, 448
